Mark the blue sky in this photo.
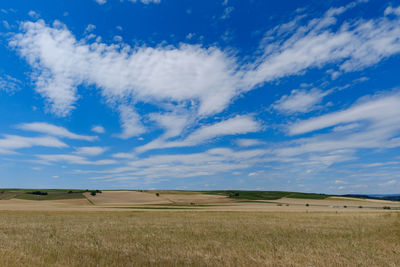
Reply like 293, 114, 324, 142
0, 0, 400, 193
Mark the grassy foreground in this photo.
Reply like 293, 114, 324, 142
0, 211, 399, 266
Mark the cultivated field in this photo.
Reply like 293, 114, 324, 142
0, 190, 399, 266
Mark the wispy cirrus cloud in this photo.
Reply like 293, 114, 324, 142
288, 92, 400, 136
16, 122, 97, 141
273, 92, 400, 160
91, 125, 105, 134
88, 147, 269, 180
0, 135, 67, 154
236, 139, 265, 147
94, 0, 106, 5
0, 75, 21, 93
136, 115, 260, 153
243, 4, 400, 88
115, 105, 146, 139
36, 153, 116, 165
272, 88, 330, 114
9, 4, 400, 141
74, 146, 107, 156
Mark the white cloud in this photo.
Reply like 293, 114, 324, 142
113, 35, 123, 42
185, 115, 260, 143
88, 147, 268, 180
272, 88, 329, 114
0, 75, 21, 93
36, 154, 116, 165
288, 93, 400, 136
17, 122, 97, 141
10, 20, 240, 116
74, 146, 107, 156
186, 33, 194, 40
112, 152, 135, 159
332, 123, 360, 132
94, 0, 107, 5
248, 171, 263, 177
2, 20, 10, 29
84, 24, 96, 33
28, 11, 40, 19
236, 138, 265, 147
221, 7, 234, 20
91, 125, 105, 134
384, 6, 400, 16
136, 115, 260, 153
273, 93, 400, 160
149, 113, 190, 139
115, 105, 146, 139
0, 135, 67, 154
379, 179, 397, 187
243, 5, 400, 88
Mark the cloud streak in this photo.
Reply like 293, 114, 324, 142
0, 135, 67, 154
17, 122, 97, 141
136, 115, 260, 153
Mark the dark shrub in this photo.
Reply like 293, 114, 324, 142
343, 205, 347, 208
90, 191, 97, 196
358, 206, 363, 209
31, 191, 48, 196
305, 203, 309, 207
228, 192, 240, 198
156, 193, 160, 197
68, 190, 73, 194
96, 190, 102, 193
383, 206, 391, 210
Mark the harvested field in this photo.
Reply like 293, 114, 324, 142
83, 190, 235, 206
0, 191, 399, 212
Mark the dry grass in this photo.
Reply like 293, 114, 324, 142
0, 210, 399, 266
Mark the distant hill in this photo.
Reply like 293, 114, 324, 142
343, 194, 400, 202
203, 190, 329, 200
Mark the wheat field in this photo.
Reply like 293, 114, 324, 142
0, 210, 399, 266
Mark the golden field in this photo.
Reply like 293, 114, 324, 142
0, 190, 399, 266
0, 210, 399, 266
